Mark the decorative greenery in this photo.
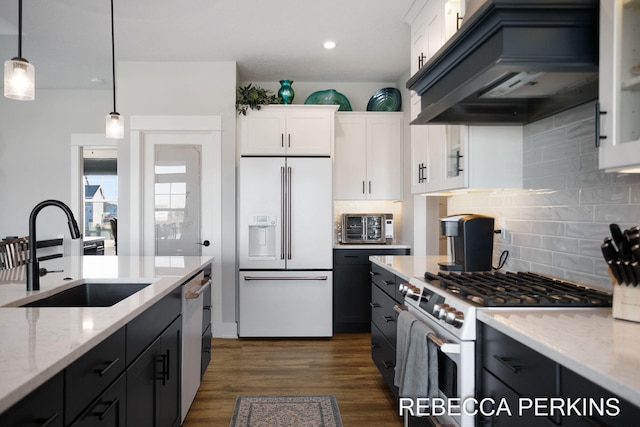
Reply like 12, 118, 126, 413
236, 83, 281, 115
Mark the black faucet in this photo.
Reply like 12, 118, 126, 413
27, 200, 82, 291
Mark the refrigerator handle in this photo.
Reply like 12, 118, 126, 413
287, 166, 292, 260
280, 166, 286, 260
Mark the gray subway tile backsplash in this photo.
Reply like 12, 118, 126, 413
448, 101, 640, 290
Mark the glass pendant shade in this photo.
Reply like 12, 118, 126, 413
4, 58, 35, 101
106, 112, 124, 139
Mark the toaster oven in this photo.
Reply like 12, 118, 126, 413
341, 213, 393, 244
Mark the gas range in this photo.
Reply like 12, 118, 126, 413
402, 271, 613, 341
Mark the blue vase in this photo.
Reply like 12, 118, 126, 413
278, 80, 295, 104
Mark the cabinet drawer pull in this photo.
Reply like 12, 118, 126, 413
493, 354, 521, 373
95, 357, 120, 377
39, 412, 60, 427
595, 102, 608, 148
157, 353, 169, 385
383, 316, 395, 323
371, 342, 379, 349
382, 361, 395, 370
281, 133, 284, 148
383, 280, 395, 286
369, 271, 378, 277
369, 302, 381, 308
344, 255, 359, 258
98, 398, 120, 421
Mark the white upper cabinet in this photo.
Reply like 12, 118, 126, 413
598, 0, 640, 172
411, 125, 523, 194
334, 113, 403, 201
238, 105, 337, 156
407, 0, 463, 122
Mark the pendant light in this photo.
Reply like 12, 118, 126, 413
106, 0, 124, 139
4, 0, 35, 101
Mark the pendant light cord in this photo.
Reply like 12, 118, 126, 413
110, 0, 117, 113
17, 0, 23, 58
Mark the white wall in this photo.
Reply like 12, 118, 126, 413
0, 90, 111, 241
118, 61, 238, 337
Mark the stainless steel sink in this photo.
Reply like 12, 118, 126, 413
20, 283, 152, 307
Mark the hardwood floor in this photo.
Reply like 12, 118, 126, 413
183, 333, 403, 426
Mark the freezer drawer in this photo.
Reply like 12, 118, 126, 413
238, 271, 333, 337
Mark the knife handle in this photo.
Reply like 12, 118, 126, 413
631, 261, 640, 287
606, 260, 623, 285
632, 244, 640, 262
616, 260, 629, 285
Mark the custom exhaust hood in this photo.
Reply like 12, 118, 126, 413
407, 0, 599, 125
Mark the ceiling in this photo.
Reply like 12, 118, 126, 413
0, 0, 413, 91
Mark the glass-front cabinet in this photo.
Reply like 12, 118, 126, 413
598, 0, 640, 172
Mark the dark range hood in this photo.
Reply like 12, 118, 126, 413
407, 0, 599, 125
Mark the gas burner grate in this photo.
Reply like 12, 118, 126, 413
423, 271, 612, 307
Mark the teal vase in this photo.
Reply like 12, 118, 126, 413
278, 80, 295, 104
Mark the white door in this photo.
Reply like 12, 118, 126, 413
286, 157, 333, 269
238, 157, 286, 270
142, 133, 216, 257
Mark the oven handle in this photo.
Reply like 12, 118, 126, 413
394, 304, 461, 355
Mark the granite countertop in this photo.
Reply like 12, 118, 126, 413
369, 254, 445, 281
334, 243, 411, 249
0, 255, 213, 413
369, 255, 640, 407
478, 309, 640, 407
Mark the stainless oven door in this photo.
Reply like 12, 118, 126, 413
404, 306, 476, 427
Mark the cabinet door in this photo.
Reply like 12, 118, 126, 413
424, 125, 445, 193
411, 125, 428, 194
334, 115, 368, 200
126, 317, 181, 427
126, 338, 161, 427
239, 110, 286, 155
333, 262, 371, 333
158, 316, 181, 427
285, 110, 332, 155
440, 125, 466, 191
598, 0, 640, 172
366, 115, 403, 200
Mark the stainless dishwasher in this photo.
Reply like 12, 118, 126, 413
181, 272, 211, 423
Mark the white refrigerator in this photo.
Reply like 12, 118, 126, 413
238, 156, 333, 337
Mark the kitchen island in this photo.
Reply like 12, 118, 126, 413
0, 255, 212, 416
369, 255, 640, 410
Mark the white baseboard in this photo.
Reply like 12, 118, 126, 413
213, 321, 238, 338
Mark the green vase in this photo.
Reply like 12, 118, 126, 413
278, 80, 295, 104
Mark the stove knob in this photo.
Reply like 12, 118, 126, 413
445, 310, 464, 328
433, 303, 447, 318
452, 312, 464, 328
398, 284, 407, 296
437, 304, 450, 320
406, 284, 421, 301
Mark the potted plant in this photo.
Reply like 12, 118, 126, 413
236, 83, 281, 115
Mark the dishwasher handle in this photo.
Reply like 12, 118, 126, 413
185, 278, 212, 299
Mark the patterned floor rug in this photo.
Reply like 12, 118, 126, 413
230, 395, 343, 427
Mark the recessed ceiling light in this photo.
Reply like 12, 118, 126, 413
323, 41, 336, 50
90, 77, 105, 84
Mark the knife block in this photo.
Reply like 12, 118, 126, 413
613, 284, 640, 323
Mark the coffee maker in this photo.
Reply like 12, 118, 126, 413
438, 214, 495, 272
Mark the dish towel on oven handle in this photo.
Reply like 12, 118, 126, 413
394, 310, 439, 402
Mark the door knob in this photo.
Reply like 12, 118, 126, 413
197, 240, 210, 247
